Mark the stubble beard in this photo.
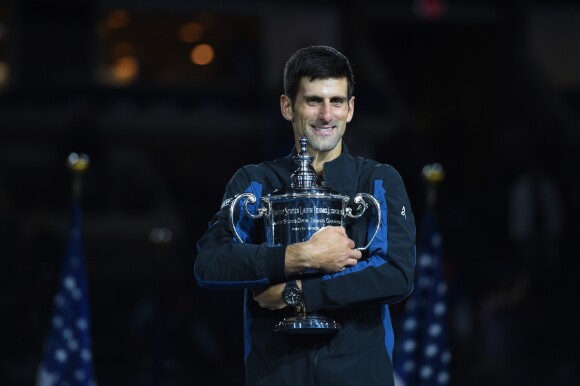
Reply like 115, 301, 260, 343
304, 129, 341, 153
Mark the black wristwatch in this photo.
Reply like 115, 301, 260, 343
282, 281, 303, 307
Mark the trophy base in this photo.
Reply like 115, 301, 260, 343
274, 314, 340, 334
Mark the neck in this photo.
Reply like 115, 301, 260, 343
309, 143, 342, 175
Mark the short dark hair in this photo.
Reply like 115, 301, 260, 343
283, 45, 355, 105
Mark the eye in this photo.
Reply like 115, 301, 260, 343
305, 97, 322, 105
331, 97, 346, 106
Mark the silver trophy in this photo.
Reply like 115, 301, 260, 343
229, 137, 381, 334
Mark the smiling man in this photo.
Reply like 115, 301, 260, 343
195, 46, 416, 386
281, 76, 353, 172
281, 48, 355, 174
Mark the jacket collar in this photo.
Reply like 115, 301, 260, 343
283, 143, 356, 193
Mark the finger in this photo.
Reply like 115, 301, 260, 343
345, 257, 359, 267
314, 225, 332, 235
346, 237, 356, 249
349, 249, 362, 260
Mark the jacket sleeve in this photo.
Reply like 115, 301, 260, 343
194, 166, 288, 289
302, 165, 416, 311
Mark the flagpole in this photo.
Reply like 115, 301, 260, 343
66, 152, 90, 200
422, 163, 445, 210
147, 226, 174, 383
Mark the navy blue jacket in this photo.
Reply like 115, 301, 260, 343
195, 145, 416, 386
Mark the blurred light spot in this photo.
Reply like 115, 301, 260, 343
104, 9, 130, 29
55, 349, 67, 363
0, 61, 10, 88
190, 44, 214, 65
178, 22, 204, 43
112, 55, 139, 85
67, 152, 90, 172
149, 227, 173, 244
413, 0, 446, 19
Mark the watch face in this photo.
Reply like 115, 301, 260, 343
283, 286, 303, 306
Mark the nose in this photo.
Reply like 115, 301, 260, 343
318, 101, 332, 122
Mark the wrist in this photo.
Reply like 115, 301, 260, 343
285, 243, 314, 276
282, 280, 304, 307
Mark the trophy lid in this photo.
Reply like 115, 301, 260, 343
290, 137, 322, 189
268, 137, 342, 198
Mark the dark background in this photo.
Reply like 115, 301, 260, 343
1, 0, 579, 385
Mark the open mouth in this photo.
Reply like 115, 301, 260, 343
311, 125, 335, 134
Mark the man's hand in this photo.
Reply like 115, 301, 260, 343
285, 226, 362, 276
251, 283, 286, 310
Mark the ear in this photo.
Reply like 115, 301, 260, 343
346, 96, 355, 123
280, 94, 293, 122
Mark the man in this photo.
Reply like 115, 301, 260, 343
195, 45, 416, 386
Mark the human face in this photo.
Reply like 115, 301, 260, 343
281, 77, 354, 159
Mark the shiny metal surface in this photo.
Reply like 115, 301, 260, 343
227, 137, 383, 333
273, 314, 341, 334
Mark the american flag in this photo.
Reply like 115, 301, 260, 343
36, 199, 97, 386
394, 210, 451, 386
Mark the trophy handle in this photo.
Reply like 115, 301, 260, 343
345, 193, 382, 251
229, 192, 266, 243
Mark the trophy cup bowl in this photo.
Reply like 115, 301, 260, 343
229, 137, 381, 334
